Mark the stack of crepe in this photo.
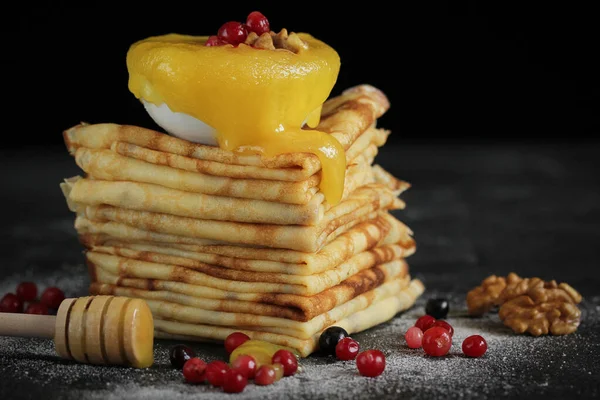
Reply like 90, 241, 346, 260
59, 84, 424, 357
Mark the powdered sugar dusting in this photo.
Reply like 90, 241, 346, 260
1, 265, 598, 400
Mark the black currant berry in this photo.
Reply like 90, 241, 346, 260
319, 326, 348, 355
169, 344, 196, 369
425, 298, 449, 319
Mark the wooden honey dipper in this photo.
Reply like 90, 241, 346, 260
0, 295, 154, 368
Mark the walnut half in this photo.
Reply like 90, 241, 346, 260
467, 272, 583, 336
498, 279, 582, 336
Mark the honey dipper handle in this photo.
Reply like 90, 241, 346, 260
0, 313, 56, 339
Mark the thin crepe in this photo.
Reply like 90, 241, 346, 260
87, 250, 407, 296
77, 205, 382, 252
62, 85, 391, 182
62, 168, 395, 226
77, 213, 414, 275
94, 276, 410, 340
71, 130, 384, 205
105, 128, 383, 183
90, 258, 409, 322
87, 241, 409, 285
152, 279, 425, 357
64, 183, 403, 252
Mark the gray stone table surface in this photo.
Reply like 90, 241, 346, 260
0, 143, 599, 399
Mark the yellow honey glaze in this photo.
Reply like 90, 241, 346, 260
126, 33, 345, 204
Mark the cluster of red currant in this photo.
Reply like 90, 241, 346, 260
165, 300, 487, 393
206, 11, 270, 47
0, 282, 65, 315
405, 298, 488, 358
319, 326, 386, 377
170, 332, 298, 393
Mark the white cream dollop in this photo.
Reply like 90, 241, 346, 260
142, 100, 218, 146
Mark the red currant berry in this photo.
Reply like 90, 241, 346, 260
25, 302, 49, 315
182, 357, 207, 384
246, 11, 270, 35
356, 350, 386, 377
217, 21, 248, 45
40, 287, 65, 309
405, 326, 424, 349
205, 360, 230, 387
431, 320, 454, 337
230, 354, 257, 379
205, 35, 226, 47
462, 335, 488, 358
222, 369, 248, 393
422, 326, 452, 357
254, 365, 276, 386
224, 332, 250, 354
16, 282, 37, 302
415, 315, 436, 332
271, 349, 298, 376
335, 337, 359, 361
0, 293, 23, 313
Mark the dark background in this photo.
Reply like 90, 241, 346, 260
2, 1, 598, 150
1, 3, 599, 398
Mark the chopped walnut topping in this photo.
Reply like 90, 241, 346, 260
244, 28, 308, 53
272, 28, 309, 52
467, 273, 583, 336
245, 32, 275, 50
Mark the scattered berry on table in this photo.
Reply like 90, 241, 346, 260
205, 360, 230, 387
16, 282, 37, 302
272, 349, 298, 376
25, 302, 49, 315
222, 368, 248, 393
182, 357, 207, 384
319, 326, 349, 355
0, 293, 23, 313
462, 335, 488, 358
431, 320, 454, 337
414, 315, 436, 332
254, 365, 277, 385
335, 337, 360, 361
169, 344, 196, 369
405, 326, 424, 349
422, 326, 452, 357
40, 287, 65, 309
425, 298, 449, 319
230, 354, 257, 378
224, 332, 250, 354
356, 350, 386, 377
